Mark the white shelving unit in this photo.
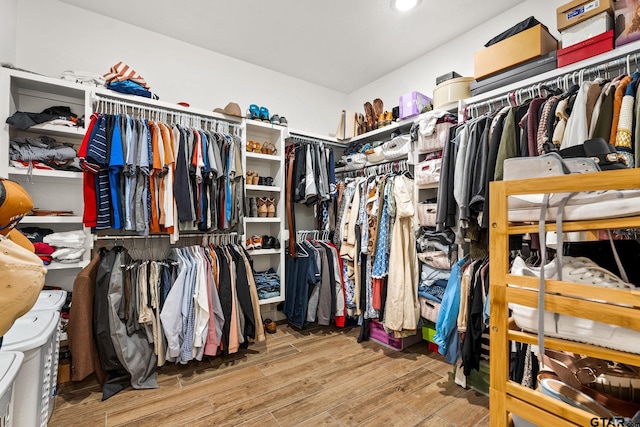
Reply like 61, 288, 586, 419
0, 68, 92, 292
243, 120, 286, 306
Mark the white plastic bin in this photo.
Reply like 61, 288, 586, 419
1, 310, 60, 427
31, 290, 67, 312
0, 351, 24, 427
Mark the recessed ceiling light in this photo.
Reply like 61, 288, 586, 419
391, 0, 421, 12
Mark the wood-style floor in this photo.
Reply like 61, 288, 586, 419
49, 323, 489, 427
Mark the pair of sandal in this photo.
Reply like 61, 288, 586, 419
247, 140, 277, 155
248, 104, 269, 121
246, 171, 273, 186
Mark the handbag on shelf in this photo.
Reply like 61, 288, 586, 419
417, 121, 454, 154
416, 202, 437, 227
415, 157, 442, 186
342, 152, 367, 170
382, 134, 411, 160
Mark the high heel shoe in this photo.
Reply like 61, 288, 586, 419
257, 197, 268, 217
266, 198, 276, 217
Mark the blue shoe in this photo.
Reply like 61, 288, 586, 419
248, 104, 260, 120
259, 106, 270, 122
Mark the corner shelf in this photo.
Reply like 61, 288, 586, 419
247, 248, 281, 256
46, 260, 89, 271
245, 152, 281, 162
246, 184, 281, 192
26, 123, 86, 139
20, 216, 82, 224
258, 295, 285, 306
346, 117, 415, 144
8, 167, 83, 180
245, 217, 281, 223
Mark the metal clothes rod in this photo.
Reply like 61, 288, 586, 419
95, 232, 238, 240
287, 133, 347, 149
93, 94, 243, 131
336, 158, 410, 177
464, 50, 640, 119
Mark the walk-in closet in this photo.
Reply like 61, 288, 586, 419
1, 1, 640, 426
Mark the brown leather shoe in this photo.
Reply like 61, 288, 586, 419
264, 318, 276, 334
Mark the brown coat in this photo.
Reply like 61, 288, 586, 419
67, 253, 106, 383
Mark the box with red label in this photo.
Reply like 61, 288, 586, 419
557, 29, 614, 67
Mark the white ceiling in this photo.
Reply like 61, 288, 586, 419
59, 0, 526, 94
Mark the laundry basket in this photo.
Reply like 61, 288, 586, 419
1, 310, 61, 427
0, 352, 24, 427
31, 290, 67, 312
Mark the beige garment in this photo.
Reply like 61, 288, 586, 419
457, 261, 475, 332
239, 249, 266, 342
551, 98, 569, 147
340, 181, 362, 314
384, 176, 419, 333
224, 249, 240, 354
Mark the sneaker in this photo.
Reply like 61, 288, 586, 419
251, 235, 263, 250
511, 256, 633, 290
245, 238, 254, 250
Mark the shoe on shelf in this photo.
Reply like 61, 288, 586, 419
377, 113, 386, 129
273, 236, 281, 249
364, 101, 375, 132
385, 111, 393, 125
257, 197, 268, 217
249, 197, 258, 217
279, 116, 288, 127
261, 141, 277, 155
264, 177, 273, 186
245, 238, 254, 250
266, 198, 276, 217
251, 235, 263, 250
270, 114, 280, 125
259, 106, 270, 122
258, 177, 266, 186
248, 104, 260, 121
262, 235, 273, 249
264, 318, 277, 334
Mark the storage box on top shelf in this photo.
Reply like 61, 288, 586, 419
435, 71, 462, 86
614, 0, 640, 47
470, 51, 557, 96
556, 0, 614, 31
557, 29, 614, 67
474, 24, 558, 80
432, 77, 473, 109
399, 91, 432, 119
561, 11, 613, 48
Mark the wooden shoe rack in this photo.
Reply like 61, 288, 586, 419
488, 168, 640, 426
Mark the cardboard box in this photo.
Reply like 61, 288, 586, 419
557, 0, 614, 31
471, 51, 557, 96
614, 0, 640, 47
557, 29, 614, 67
399, 91, 432, 120
474, 24, 558, 80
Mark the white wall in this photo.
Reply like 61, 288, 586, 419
0, 0, 18, 64
347, 0, 566, 112
13, 0, 346, 135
